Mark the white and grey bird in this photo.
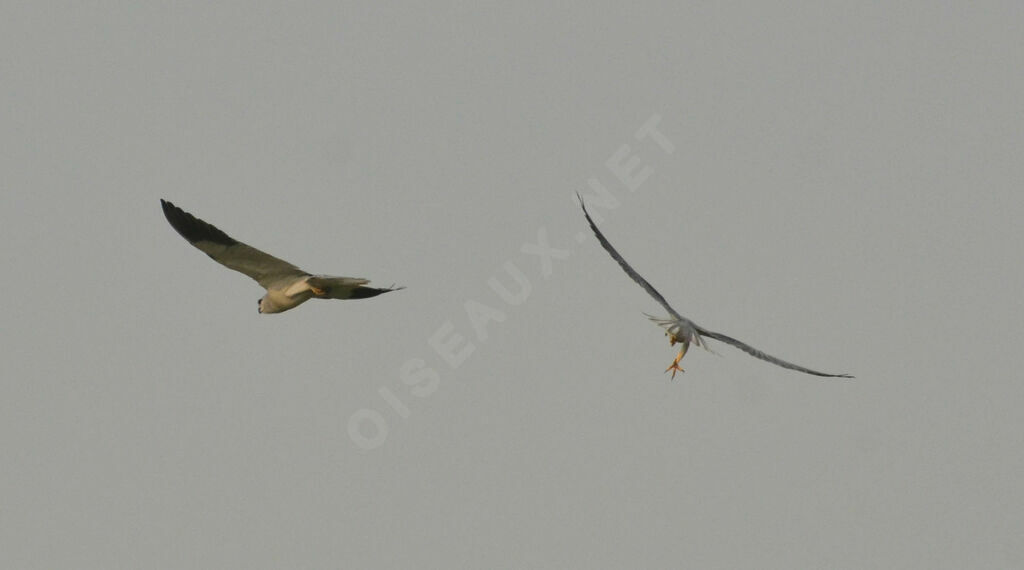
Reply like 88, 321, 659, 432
161, 199, 404, 314
578, 195, 852, 379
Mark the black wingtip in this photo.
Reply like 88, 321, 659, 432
160, 199, 237, 246
808, 370, 855, 379
825, 371, 855, 379
348, 285, 406, 300
576, 192, 589, 215
576, 193, 595, 226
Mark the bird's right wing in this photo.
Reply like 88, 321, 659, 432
578, 195, 683, 320
306, 276, 405, 299
696, 327, 854, 378
161, 199, 309, 289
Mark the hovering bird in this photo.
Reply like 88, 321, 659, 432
161, 199, 404, 314
578, 195, 852, 379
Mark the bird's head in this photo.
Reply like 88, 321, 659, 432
257, 294, 284, 314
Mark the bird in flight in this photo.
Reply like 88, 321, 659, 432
161, 199, 404, 314
578, 195, 852, 379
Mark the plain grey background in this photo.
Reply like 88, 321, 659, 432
2, 2, 1022, 568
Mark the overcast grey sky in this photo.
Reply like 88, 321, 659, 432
3, 2, 1023, 568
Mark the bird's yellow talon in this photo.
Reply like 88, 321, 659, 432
311, 286, 326, 296
665, 362, 684, 379
664, 344, 688, 379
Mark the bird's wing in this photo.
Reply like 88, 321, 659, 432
695, 327, 854, 378
161, 199, 309, 289
304, 275, 368, 298
578, 195, 683, 320
306, 276, 405, 299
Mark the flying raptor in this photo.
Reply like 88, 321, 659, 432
578, 195, 852, 379
161, 199, 403, 314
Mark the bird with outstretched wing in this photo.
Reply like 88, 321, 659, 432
578, 195, 852, 379
161, 199, 403, 314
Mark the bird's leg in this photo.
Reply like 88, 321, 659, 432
310, 285, 327, 296
665, 336, 689, 379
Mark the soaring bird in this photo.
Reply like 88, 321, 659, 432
578, 195, 852, 379
161, 199, 404, 314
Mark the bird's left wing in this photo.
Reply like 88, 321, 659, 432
696, 327, 854, 378
578, 195, 684, 320
161, 199, 309, 289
